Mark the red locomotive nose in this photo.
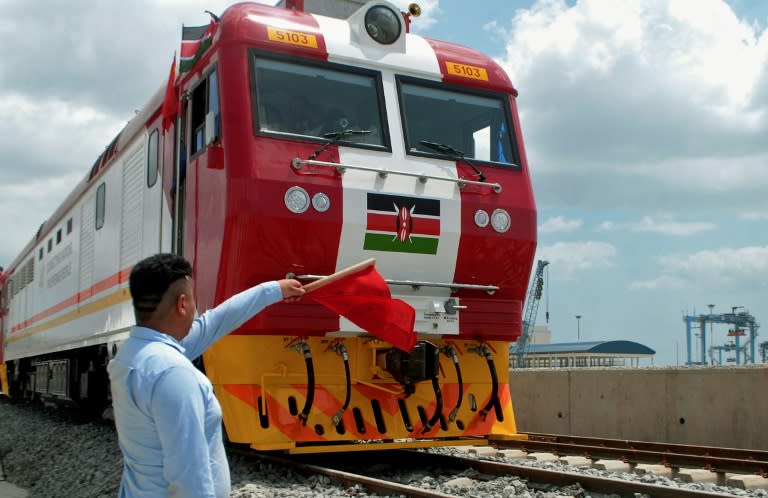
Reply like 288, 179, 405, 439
398, 205, 412, 243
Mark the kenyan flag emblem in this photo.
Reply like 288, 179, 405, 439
363, 193, 440, 254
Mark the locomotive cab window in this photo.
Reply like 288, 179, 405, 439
398, 77, 520, 168
189, 70, 220, 156
251, 55, 388, 149
147, 129, 159, 187
95, 182, 106, 230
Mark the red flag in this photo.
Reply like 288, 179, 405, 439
161, 54, 178, 132
307, 261, 417, 352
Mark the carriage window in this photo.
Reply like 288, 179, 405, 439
398, 78, 519, 167
95, 183, 106, 230
252, 56, 387, 148
189, 70, 220, 156
147, 129, 159, 187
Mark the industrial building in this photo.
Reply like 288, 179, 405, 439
509, 339, 656, 368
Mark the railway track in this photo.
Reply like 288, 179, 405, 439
228, 444, 739, 497
3, 397, 762, 497
498, 433, 768, 476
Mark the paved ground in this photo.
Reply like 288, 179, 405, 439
0, 481, 29, 497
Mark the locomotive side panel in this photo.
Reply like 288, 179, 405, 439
5, 130, 166, 361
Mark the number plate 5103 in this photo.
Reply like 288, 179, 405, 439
267, 27, 318, 48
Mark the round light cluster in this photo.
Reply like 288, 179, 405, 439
365, 5, 401, 45
285, 187, 332, 214
312, 193, 330, 212
474, 208, 511, 232
491, 209, 511, 233
284, 186, 310, 213
474, 210, 489, 228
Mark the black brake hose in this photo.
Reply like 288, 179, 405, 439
298, 341, 315, 426
479, 346, 500, 421
422, 376, 443, 433
447, 348, 463, 422
332, 344, 351, 426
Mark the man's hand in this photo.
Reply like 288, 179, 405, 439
278, 279, 305, 303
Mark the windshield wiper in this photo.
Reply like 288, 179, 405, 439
419, 140, 486, 182
307, 129, 371, 161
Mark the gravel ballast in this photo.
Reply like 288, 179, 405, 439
1, 399, 767, 497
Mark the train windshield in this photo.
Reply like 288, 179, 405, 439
398, 78, 519, 167
252, 56, 387, 147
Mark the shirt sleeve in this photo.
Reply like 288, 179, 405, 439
151, 367, 216, 498
181, 281, 282, 360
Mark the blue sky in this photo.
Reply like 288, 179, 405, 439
1, 0, 766, 366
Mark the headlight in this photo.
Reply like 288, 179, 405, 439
312, 193, 330, 212
474, 210, 489, 228
491, 209, 511, 233
285, 186, 310, 213
365, 5, 401, 45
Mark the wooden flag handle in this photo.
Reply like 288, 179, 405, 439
303, 258, 376, 294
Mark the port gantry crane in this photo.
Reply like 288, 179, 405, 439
511, 259, 549, 368
683, 307, 760, 365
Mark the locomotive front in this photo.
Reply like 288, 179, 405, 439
189, 0, 537, 452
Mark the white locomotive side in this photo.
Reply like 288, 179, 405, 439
3, 127, 170, 363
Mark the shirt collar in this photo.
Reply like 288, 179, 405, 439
130, 326, 186, 354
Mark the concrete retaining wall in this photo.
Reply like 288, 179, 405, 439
509, 366, 768, 450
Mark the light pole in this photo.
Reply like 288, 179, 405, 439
694, 332, 700, 363
707, 304, 715, 365
575, 315, 582, 341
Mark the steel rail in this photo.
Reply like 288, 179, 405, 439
497, 434, 768, 476
228, 444, 735, 497
404, 451, 735, 498
523, 432, 768, 462
228, 446, 457, 498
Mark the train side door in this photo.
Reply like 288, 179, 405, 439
172, 104, 187, 256
176, 69, 222, 262
160, 99, 183, 255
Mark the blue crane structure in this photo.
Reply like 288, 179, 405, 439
683, 307, 760, 365
510, 259, 549, 368
761, 341, 768, 363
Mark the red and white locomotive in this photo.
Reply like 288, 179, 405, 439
0, 0, 536, 452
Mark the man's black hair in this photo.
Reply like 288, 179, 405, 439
129, 253, 193, 313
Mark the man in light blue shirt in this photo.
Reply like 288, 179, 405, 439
108, 254, 304, 497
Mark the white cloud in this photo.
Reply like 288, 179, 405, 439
0, 94, 122, 181
630, 275, 687, 290
741, 211, 768, 221
392, 0, 440, 30
597, 221, 616, 231
506, 0, 766, 115
0, 172, 85, 267
537, 241, 617, 280
632, 246, 768, 290
496, 0, 768, 212
539, 215, 583, 233
597, 215, 715, 235
626, 154, 768, 195
631, 215, 715, 235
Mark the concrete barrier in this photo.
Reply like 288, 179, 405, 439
508, 366, 768, 449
